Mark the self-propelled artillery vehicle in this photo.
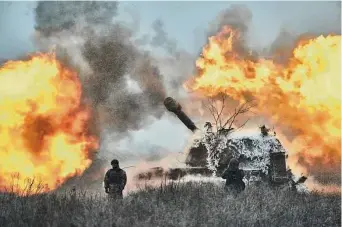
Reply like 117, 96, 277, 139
135, 97, 307, 189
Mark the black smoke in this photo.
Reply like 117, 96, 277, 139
34, 1, 166, 135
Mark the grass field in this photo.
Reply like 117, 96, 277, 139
0, 181, 340, 227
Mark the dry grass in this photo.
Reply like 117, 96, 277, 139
0, 181, 340, 227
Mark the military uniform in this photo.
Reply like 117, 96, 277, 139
222, 158, 245, 194
104, 161, 127, 199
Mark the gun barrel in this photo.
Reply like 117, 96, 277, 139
164, 97, 197, 132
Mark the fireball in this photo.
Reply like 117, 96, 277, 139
185, 26, 341, 188
0, 53, 98, 193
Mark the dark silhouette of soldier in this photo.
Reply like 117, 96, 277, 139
222, 158, 245, 195
104, 159, 127, 199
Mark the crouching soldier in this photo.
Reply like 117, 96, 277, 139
222, 158, 245, 195
104, 159, 127, 200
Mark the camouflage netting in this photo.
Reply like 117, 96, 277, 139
191, 126, 288, 176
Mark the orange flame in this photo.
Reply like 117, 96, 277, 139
0, 53, 98, 193
185, 26, 341, 188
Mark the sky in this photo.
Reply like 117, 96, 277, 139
118, 1, 340, 52
1, 1, 340, 59
0, 1, 340, 154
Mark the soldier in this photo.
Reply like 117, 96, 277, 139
104, 159, 127, 199
222, 158, 245, 195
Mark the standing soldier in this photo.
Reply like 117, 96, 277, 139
104, 159, 127, 199
222, 158, 245, 195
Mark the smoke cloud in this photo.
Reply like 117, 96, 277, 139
208, 4, 252, 36
268, 1, 340, 63
34, 2, 167, 136
150, 19, 179, 56
207, 4, 255, 59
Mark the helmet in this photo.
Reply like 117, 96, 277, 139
111, 159, 119, 165
228, 158, 239, 171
